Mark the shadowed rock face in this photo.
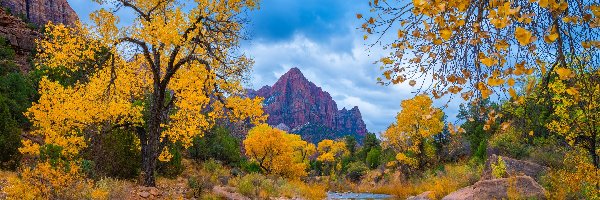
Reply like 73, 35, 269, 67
0, 9, 39, 71
1, 0, 79, 26
248, 67, 368, 144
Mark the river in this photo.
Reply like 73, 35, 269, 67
326, 192, 395, 200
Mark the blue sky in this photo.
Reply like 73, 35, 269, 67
67, 0, 462, 133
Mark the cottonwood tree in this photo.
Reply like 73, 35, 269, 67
24, 0, 264, 186
243, 124, 312, 179
383, 95, 444, 169
360, 0, 599, 101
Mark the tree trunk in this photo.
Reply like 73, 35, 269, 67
141, 90, 165, 186
418, 139, 426, 170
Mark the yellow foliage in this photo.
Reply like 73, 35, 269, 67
243, 124, 310, 179
383, 95, 444, 169
25, 2, 265, 187
514, 27, 533, 46
544, 149, 600, 199
360, 0, 599, 102
4, 161, 107, 200
316, 139, 348, 163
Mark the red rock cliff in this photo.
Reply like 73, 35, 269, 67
1, 0, 78, 26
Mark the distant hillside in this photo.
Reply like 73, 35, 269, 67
248, 67, 368, 144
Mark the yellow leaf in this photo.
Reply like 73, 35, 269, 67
566, 87, 578, 96
545, 33, 559, 43
380, 57, 394, 65
481, 57, 496, 67
582, 41, 591, 48
507, 78, 515, 86
509, 87, 518, 98
556, 67, 574, 80
409, 80, 417, 86
440, 29, 452, 40
538, 0, 549, 8
515, 27, 532, 46
398, 30, 405, 38
487, 78, 505, 86
529, 131, 534, 136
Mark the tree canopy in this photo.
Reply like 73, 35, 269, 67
360, 0, 599, 101
23, 0, 265, 186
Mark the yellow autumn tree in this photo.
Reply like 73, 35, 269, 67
546, 60, 599, 169
23, 0, 264, 187
243, 124, 312, 179
383, 95, 444, 170
316, 139, 349, 176
360, 0, 599, 102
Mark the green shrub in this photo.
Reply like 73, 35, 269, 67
489, 128, 530, 159
0, 96, 21, 170
188, 175, 215, 198
188, 126, 241, 166
346, 161, 368, 182
366, 148, 381, 169
85, 129, 141, 179
240, 159, 261, 174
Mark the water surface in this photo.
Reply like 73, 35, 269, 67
327, 192, 395, 200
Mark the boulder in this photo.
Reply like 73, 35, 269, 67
407, 191, 434, 200
442, 176, 546, 200
482, 154, 548, 181
138, 191, 151, 198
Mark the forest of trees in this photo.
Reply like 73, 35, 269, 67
0, 0, 598, 199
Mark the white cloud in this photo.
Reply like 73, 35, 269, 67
243, 29, 448, 133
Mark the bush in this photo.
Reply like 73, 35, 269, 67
491, 156, 507, 179
528, 136, 567, 168
84, 129, 141, 179
489, 128, 530, 159
229, 173, 326, 199
346, 161, 369, 182
542, 149, 599, 199
240, 159, 261, 174
188, 126, 241, 166
366, 148, 381, 169
0, 72, 36, 126
0, 96, 21, 170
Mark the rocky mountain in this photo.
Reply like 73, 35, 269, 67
248, 67, 368, 144
1, 0, 78, 26
0, 9, 39, 71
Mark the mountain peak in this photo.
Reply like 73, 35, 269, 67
281, 67, 307, 80
252, 67, 368, 143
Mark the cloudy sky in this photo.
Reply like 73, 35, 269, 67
67, 0, 462, 133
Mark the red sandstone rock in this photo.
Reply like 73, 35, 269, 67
0, 9, 39, 71
1, 0, 79, 26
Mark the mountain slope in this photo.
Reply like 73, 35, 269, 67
248, 67, 368, 143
